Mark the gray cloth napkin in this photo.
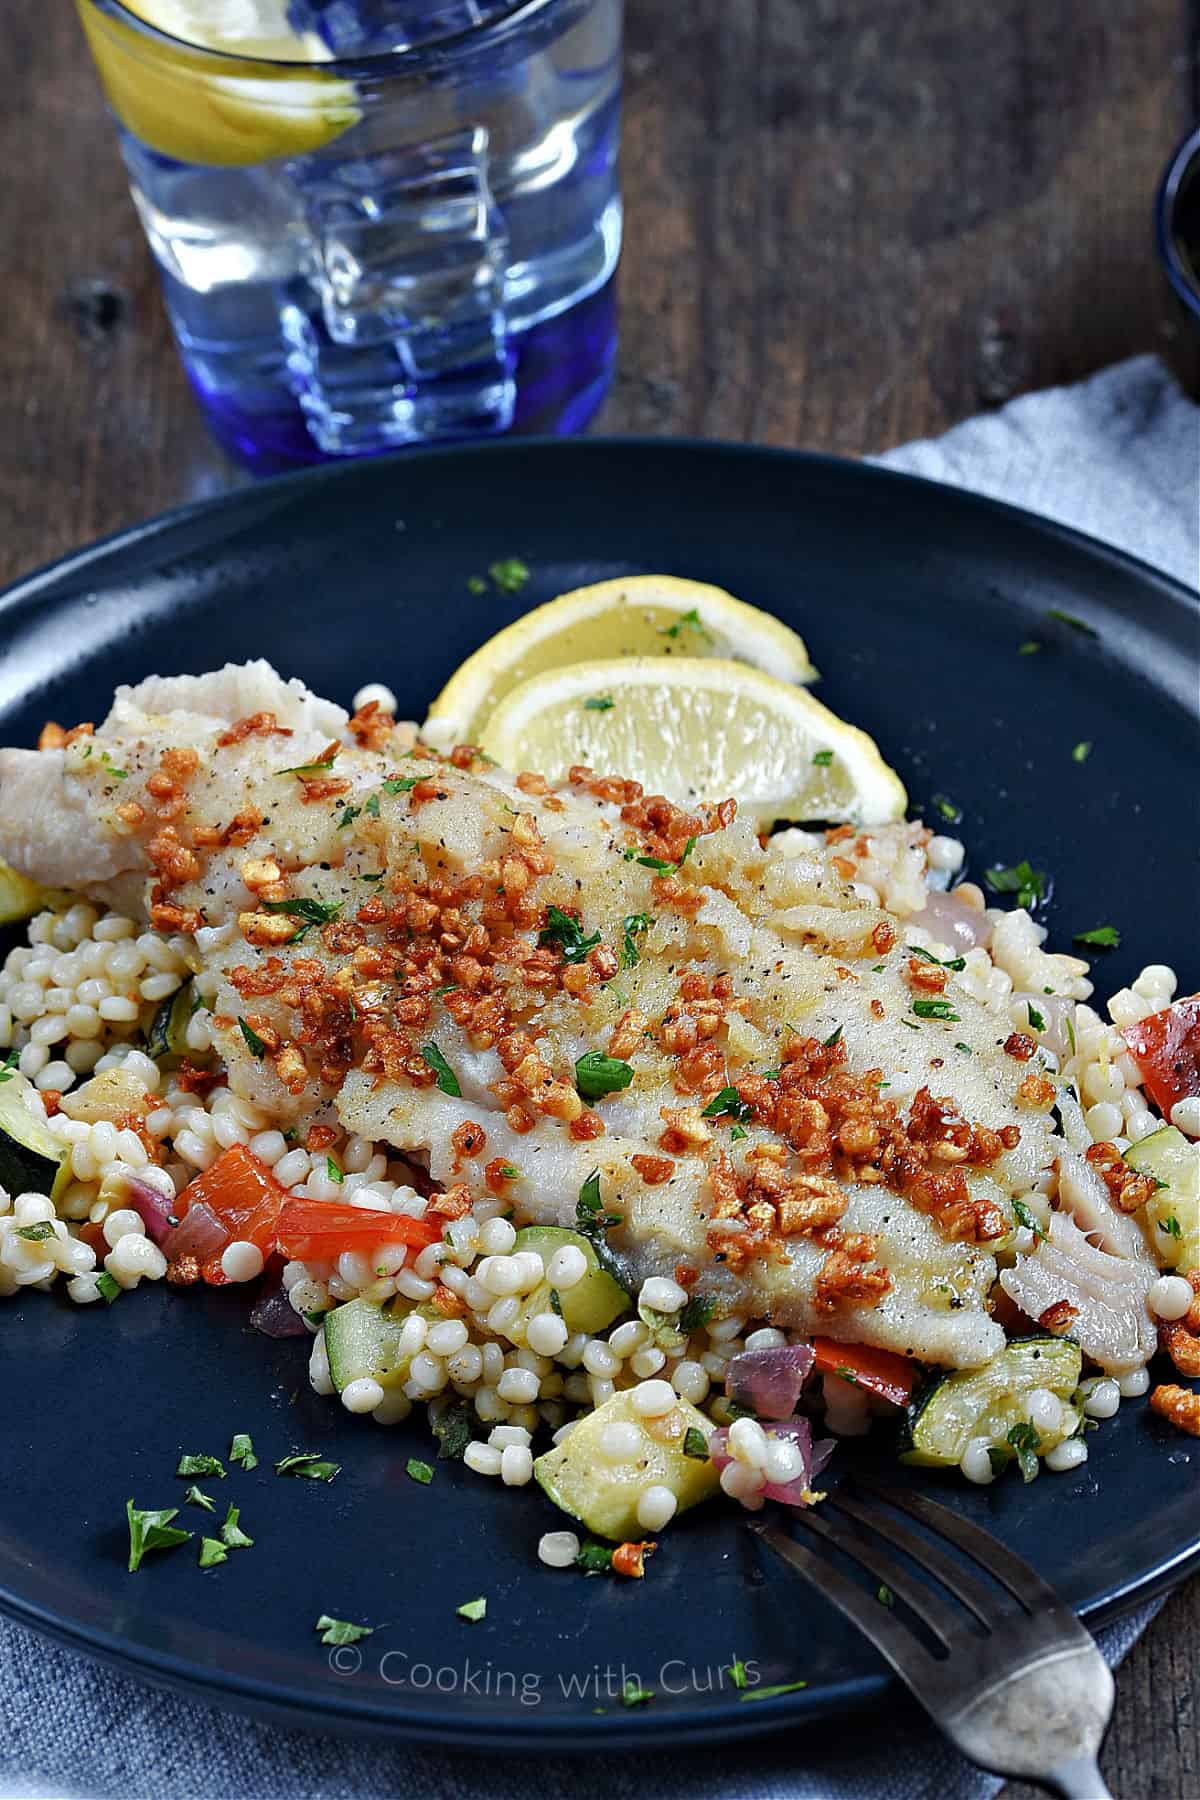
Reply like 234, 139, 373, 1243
2, 353, 1196, 1800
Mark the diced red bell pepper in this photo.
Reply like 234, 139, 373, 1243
812, 1337, 917, 1409
176, 1142, 288, 1284
1120, 994, 1200, 1119
275, 1198, 443, 1264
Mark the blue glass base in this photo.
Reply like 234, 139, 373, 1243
186, 280, 618, 477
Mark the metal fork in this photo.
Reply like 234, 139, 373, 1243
752, 1476, 1115, 1800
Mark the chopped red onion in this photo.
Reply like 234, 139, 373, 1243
908, 886, 992, 952
162, 1199, 230, 1265
724, 1344, 815, 1419
709, 1415, 833, 1509
250, 1283, 309, 1338
125, 1176, 177, 1247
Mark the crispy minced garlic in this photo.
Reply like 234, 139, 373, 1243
1149, 1384, 1200, 1436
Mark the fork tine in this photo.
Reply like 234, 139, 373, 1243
790, 1503, 970, 1646
751, 1524, 938, 1688
831, 1490, 1002, 1627
852, 1476, 1060, 1612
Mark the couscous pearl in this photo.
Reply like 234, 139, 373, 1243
1045, 1439, 1088, 1474
719, 1460, 764, 1502
1082, 1379, 1121, 1420
588, 1376, 616, 1408
581, 1340, 620, 1379
105, 1234, 167, 1287
308, 1332, 334, 1396
597, 1421, 643, 1462
607, 1319, 649, 1358
960, 1438, 996, 1485
629, 1346, 667, 1379
426, 1319, 470, 1357
67, 1273, 102, 1305
500, 1445, 533, 1486
640, 1275, 688, 1313
1026, 1389, 1063, 1436
1084, 1102, 1123, 1141
1132, 964, 1176, 1000
538, 1531, 580, 1569
743, 1326, 788, 1353
727, 1416, 769, 1467
511, 1250, 546, 1292
353, 680, 398, 715
447, 1346, 484, 1385
409, 1352, 448, 1393
477, 1254, 523, 1296
489, 1425, 532, 1448
671, 1360, 710, 1404
342, 1377, 385, 1414
497, 1367, 540, 1405
526, 1312, 569, 1357
1169, 1096, 1200, 1138
630, 1378, 677, 1418
1118, 1368, 1151, 1398
371, 1390, 413, 1425
477, 1216, 517, 1256
221, 1239, 265, 1283
636, 1484, 678, 1531
546, 1244, 587, 1289
761, 1436, 806, 1486
464, 1442, 503, 1477
486, 1297, 522, 1338
101, 1208, 142, 1248
707, 1314, 746, 1343
1148, 1275, 1194, 1322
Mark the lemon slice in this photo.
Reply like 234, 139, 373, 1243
425, 576, 818, 749
478, 656, 907, 827
78, 0, 359, 167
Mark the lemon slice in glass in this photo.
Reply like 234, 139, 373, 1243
78, 0, 359, 167
425, 575, 818, 749
477, 655, 907, 827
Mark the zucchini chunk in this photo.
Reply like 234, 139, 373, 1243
534, 1387, 719, 1540
0, 859, 62, 926
512, 1225, 631, 1335
145, 979, 196, 1065
901, 1335, 1082, 1470
323, 1295, 440, 1393
1124, 1125, 1199, 1271
0, 1072, 69, 1200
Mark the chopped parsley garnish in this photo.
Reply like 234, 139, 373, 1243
1071, 740, 1092, 763
457, 1596, 487, 1623
316, 1615, 374, 1646
383, 775, 418, 794
575, 1169, 623, 1238
683, 1427, 710, 1460
275, 1453, 340, 1482
15, 1222, 54, 1242
575, 1540, 614, 1575
1011, 1197, 1046, 1242
126, 1501, 191, 1573
99, 754, 129, 780
488, 558, 530, 594
183, 1486, 215, 1512
0, 1049, 17, 1084
911, 999, 961, 1021
364, 792, 381, 818
812, 749, 834, 767
622, 1679, 654, 1707
986, 1445, 1012, 1476
623, 836, 697, 874
584, 695, 614, 712
262, 896, 342, 943
1047, 608, 1098, 637
1007, 1422, 1041, 1483
701, 1086, 751, 1122
220, 1505, 254, 1549
661, 607, 711, 643
539, 904, 601, 964
432, 1400, 475, 1460
198, 1537, 228, 1570
900, 1019, 920, 1031
730, 1123, 748, 1140
96, 1271, 121, 1304
877, 1585, 895, 1608
574, 1050, 634, 1101
620, 912, 653, 968
679, 1293, 716, 1331
1026, 1003, 1046, 1033
420, 1042, 461, 1097
406, 1459, 434, 1486
1073, 926, 1120, 949
741, 1679, 808, 1702
498, 1163, 521, 1181
548, 1287, 563, 1317
906, 944, 965, 972
326, 1156, 344, 1184
467, 574, 487, 596
931, 793, 963, 823
954, 1042, 973, 1055
822, 1024, 843, 1048
176, 1453, 226, 1480
280, 749, 340, 777
727, 1655, 750, 1689
1018, 639, 1042, 655
229, 1433, 257, 1471
238, 1017, 268, 1060
336, 803, 361, 830
1066, 1014, 1076, 1057
985, 860, 1049, 910
1160, 1215, 1182, 1240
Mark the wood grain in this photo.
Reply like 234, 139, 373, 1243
0, 3, 1196, 1794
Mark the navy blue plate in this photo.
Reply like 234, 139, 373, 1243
0, 440, 1196, 1749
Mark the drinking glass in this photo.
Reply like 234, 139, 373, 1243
76, 1, 623, 473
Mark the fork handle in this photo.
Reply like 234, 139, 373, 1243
1045, 1755, 1114, 1799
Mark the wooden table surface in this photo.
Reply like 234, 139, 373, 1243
3, 2, 1197, 1793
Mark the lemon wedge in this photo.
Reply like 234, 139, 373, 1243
77, 0, 359, 167
478, 656, 907, 827
424, 576, 818, 749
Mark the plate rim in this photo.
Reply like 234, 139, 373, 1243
0, 435, 1196, 1750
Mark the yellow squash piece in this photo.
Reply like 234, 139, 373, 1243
534, 1388, 719, 1540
